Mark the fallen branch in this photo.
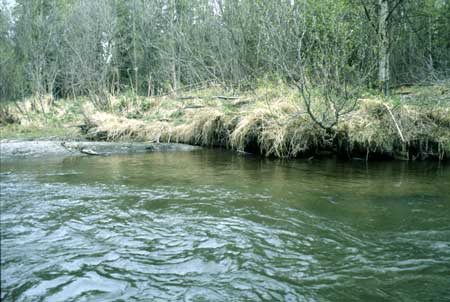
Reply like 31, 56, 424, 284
183, 105, 205, 109
383, 103, 406, 143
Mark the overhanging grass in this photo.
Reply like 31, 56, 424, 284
1, 82, 449, 160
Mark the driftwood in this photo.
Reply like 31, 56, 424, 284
80, 148, 100, 156
61, 142, 101, 156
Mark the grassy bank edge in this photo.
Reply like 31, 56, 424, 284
1, 82, 449, 161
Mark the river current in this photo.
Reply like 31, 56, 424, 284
1, 150, 449, 301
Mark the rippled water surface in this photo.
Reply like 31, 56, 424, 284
1, 150, 450, 301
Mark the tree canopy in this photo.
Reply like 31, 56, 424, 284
1, 0, 449, 102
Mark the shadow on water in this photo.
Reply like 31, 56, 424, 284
1, 150, 450, 301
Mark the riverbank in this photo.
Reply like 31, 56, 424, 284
1, 82, 449, 161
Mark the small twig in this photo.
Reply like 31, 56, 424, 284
177, 95, 240, 100
183, 105, 205, 109
177, 96, 204, 100
214, 96, 240, 100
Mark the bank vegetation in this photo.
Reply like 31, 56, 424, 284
1, 0, 449, 161
1, 82, 449, 161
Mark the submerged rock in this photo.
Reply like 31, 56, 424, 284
0, 140, 201, 159
0, 141, 73, 158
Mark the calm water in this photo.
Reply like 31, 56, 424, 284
1, 150, 450, 302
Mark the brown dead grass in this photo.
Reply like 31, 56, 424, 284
2, 83, 449, 160
340, 98, 450, 159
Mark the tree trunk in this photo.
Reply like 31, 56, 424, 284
379, 0, 389, 96
170, 0, 178, 93
133, 0, 138, 94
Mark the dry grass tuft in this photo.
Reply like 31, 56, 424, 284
230, 101, 327, 157
83, 112, 173, 142
340, 98, 450, 159
340, 99, 397, 154
174, 109, 230, 146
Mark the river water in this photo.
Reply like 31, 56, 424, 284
1, 150, 449, 302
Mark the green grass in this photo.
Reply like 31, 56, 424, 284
0, 123, 82, 140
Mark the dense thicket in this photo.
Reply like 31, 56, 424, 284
1, 0, 449, 103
